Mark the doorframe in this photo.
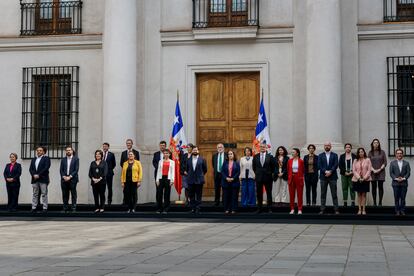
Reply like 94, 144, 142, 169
185, 61, 270, 144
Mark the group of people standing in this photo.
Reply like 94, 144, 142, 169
1, 138, 411, 217
192, 139, 410, 216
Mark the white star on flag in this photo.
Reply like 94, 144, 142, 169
174, 115, 180, 125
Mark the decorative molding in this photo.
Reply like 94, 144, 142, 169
161, 27, 293, 46
0, 34, 102, 52
185, 61, 270, 143
358, 23, 414, 40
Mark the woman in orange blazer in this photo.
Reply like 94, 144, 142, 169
287, 148, 305, 215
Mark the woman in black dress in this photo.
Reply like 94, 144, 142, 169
89, 150, 108, 213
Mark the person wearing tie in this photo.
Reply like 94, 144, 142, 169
3, 153, 22, 212
59, 146, 79, 213
240, 147, 255, 207
152, 141, 167, 208
253, 143, 276, 213
29, 146, 51, 213
120, 139, 140, 205
318, 142, 339, 215
212, 143, 226, 206
187, 146, 207, 214
389, 148, 411, 216
103, 142, 116, 206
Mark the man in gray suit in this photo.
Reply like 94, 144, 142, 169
389, 148, 411, 216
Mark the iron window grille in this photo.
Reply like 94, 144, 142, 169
387, 57, 414, 156
193, 0, 259, 28
20, 0, 82, 36
384, 0, 414, 22
21, 66, 79, 159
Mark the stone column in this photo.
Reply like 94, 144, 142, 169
305, 0, 342, 146
102, 0, 137, 150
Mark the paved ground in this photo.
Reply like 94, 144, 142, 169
0, 219, 413, 275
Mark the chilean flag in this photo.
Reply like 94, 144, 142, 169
169, 99, 188, 197
253, 98, 272, 154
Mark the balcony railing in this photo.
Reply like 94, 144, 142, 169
384, 0, 414, 22
193, 0, 259, 28
20, 0, 82, 36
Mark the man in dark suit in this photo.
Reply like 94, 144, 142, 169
389, 148, 411, 216
186, 146, 207, 214
120, 139, 140, 166
318, 142, 339, 214
120, 139, 140, 205
29, 146, 51, 213
253, 143, 276, 213
59, 146, 79, 213
212, 143, 226, 206
152, 141, 167, 180
103, 142, 116, 206
153, 141, 167, 208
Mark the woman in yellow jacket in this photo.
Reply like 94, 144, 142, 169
121, 151, 143, 213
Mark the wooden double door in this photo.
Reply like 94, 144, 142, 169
196, 72, 260, 197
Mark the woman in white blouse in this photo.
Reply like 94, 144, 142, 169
239, 147, 256, 207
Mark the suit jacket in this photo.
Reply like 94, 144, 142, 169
212, 152, 227, 179
180, 152, 190, 175
186, 156, 208, 185
252, 153, 276, 184
103, 151, 116, 176
3, 163, 22, 185
221, 160, 241, 188
287, 158, 304, 185
152, 151, 162, 180
304, 154, 319, 175
273, 155, 289, 181
29, 155, 51, 184
59, 156, 79, 183
318, 151, 339, 181
389, 159, 411, 186
339, 153, 357, 176
120, 149, 140, 168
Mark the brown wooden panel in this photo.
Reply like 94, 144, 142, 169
232, 127, 255, 143
197, 72, 259, 198
199, 128, 226, 144
231, 76, 259, 121
198, 78, 226, 121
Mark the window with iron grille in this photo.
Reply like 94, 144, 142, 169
384, 0, 414, 22
193, 0, 259, 28
22, 66, 79, 159
387, 57, 414, 156
20, 0, 82, 36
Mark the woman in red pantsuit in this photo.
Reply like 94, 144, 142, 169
287, 148, 305, 215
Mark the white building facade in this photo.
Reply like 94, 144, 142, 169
0, 0, 414, 206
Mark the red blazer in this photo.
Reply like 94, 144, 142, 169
287, 158, 304, 184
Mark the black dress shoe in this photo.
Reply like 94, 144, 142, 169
268, 209, 273, 213
195, 209, 201, 214
31, 209, 37, 213
42, 209, 48, 214
214, 202, 220, 207
396, 211, 400, 216
255, 209, 263, 214
108, 202, 112, 207
319, 210, 325, 215
190, 209, 196, 214
401, 211, 406, 216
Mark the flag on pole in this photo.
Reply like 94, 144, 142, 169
169, 97, 188, 197
252, 98, 272, 154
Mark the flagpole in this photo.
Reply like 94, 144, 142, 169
175, 89, 185, 205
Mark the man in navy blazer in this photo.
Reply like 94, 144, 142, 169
103, 142, 116, 206
389, 148, 411, 216
29, 146, 51, 213
318, 142, 339, 214
186, 146, 207, 214
60, 146, 79, 213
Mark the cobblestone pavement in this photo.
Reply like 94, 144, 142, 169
0, 220, 413, 275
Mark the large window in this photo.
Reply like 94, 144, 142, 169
193, 0, 259, 28
22, 66, 79, 159
384, 0, 414, 22
387, 57, 414, 156
20, 0, 82, 36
